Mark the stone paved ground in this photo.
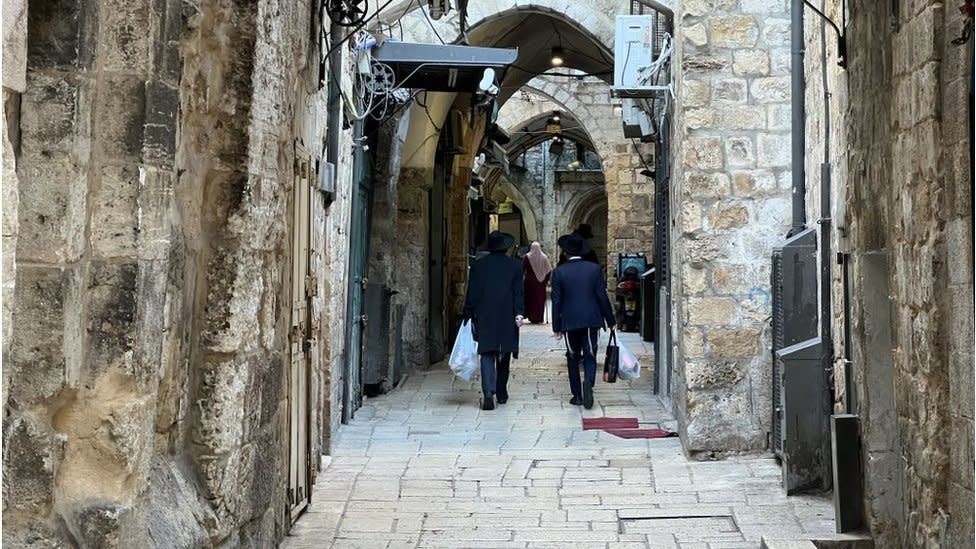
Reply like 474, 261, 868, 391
283, 324, 837, 549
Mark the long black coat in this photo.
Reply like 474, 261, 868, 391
551, 258, 616, 333
462, 251, 524, 355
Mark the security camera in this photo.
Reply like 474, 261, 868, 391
478, 68, 499, 96
428, 0, 451, 20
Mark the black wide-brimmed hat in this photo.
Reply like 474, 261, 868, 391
481, 231, 515, 252
575, 223, 594, 239
557, 232, 592, 257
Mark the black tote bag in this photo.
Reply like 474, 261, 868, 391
603, 329, 619, 383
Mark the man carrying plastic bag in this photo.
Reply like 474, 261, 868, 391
457, 231, 525, 410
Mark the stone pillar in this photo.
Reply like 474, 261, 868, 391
669, 0, 792, 454
5, 0, 183, 544
2, 0, 27, 412
395, 167, 432, 369
542, 139, 559, 249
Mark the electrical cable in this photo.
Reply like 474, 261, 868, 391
416, 92, 444, 132
322, 0, 398, 62
629, 138, 653, 172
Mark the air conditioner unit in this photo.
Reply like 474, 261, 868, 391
612, 15, 669, 98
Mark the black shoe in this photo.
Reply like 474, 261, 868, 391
497, 395, 508, 404
582, 382, 593, 409
482, 396, 495, 410
569, 396, 583, 406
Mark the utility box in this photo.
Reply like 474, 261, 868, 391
778, 336, 832, 494
771, 228, 819, 459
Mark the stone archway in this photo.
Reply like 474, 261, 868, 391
387, 1, 623, 53
563, 185, 609, 265
490, 176, 541, 242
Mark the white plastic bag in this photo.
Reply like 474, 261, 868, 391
617, 339, 641, 380
449, 320, 480, 380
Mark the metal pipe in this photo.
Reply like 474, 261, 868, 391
327, 20, 353, 424
633, 0, 674, 18
791, 0, 807, 235
817, 0, 833, 407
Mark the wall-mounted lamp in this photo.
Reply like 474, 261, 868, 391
548, 138, 564, 157
550, 46, 564, 67
545, 114, 561, 134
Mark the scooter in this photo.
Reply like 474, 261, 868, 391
615, 266, 641, 332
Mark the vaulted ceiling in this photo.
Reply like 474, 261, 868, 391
465, 9, 613, 103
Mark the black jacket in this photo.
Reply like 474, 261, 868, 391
462, 251, 524, 355
551, 258, 615, 333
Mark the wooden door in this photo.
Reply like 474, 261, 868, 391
288, 147, 313, 521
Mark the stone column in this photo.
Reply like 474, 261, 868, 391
669, 0, 793, 454
395, 167, 432, 369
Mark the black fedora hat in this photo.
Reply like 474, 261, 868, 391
481, 231, 515, 252
557, 232, 592, 257
575, 223, 594, 239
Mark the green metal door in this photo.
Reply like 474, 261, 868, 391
343, 135, 372, 421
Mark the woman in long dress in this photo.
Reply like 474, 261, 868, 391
521, 242, 553, 323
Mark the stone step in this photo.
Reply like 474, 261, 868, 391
762, 532, 874, 549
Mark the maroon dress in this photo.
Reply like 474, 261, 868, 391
522, 256, 550, 323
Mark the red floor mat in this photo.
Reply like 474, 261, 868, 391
582, 417, 640, 430
603, 428, 677, 439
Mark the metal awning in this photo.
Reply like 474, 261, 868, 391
373, 42, 518, 92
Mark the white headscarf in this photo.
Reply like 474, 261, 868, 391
525, 241, 553, 283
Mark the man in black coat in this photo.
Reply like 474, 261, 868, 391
551, 232, 615, 409
463, 231, 526, 410
556, 223, 601, 266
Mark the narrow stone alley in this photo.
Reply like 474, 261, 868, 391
283, 325, 838, 549
2, 0, 973, 546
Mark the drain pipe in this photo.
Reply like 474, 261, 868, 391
790, 0, 807, 236
326, 19, 354, 424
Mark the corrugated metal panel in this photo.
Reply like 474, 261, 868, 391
771, 249, 784, 456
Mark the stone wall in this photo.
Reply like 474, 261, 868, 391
3, 0, 345, 546
5, 0, 186, 545
832, 1, 974, 546
669, 0, 793, 455
2, 0, 26, 414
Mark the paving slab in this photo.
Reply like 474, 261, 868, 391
282, 324, 836, 548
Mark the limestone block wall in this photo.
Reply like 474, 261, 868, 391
670, 0, 793, 454
3, 0, 342, 546
835, 1, 974, 546
5, 0, 187, 545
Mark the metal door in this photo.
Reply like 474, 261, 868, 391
653, 125, 672, 397
288, 147, 313, 520
428, 163, 447, 363
343, 134, 371, 421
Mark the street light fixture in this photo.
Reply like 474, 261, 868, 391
550, 46, 564, 67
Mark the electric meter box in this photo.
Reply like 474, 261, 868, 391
612, 15, 658, 98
